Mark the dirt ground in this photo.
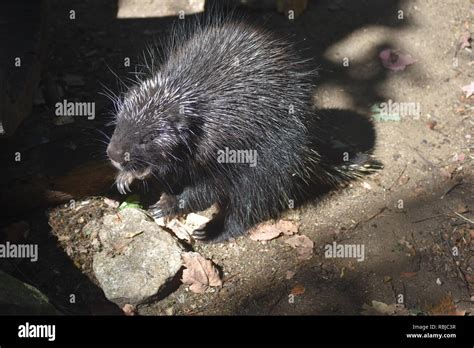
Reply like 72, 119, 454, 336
1, 0, 472, 315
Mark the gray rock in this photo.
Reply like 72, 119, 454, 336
0, 270, 59, 315
92, 208, 184, 306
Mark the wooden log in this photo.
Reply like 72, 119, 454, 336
1, 160, 117, 218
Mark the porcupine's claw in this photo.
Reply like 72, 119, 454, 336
149, 203, 165, 219
191, 228, 208, 240
116, 173, 132, 195
149, 193, 179, 219
117, 181, 124, 195
191, 217, 224, 242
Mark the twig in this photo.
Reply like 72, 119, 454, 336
439, 230, 472, 298
408, 145, 437, 168
388, 164, 407, 191
440, 182, 463, 199
351, 207, 387, 231
223, 272, 240, 284
411, 215, 442, 224
453, 211, 474, 224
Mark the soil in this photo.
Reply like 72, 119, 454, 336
0, 0, 472, 315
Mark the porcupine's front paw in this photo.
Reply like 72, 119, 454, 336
191, 210, 228, 242
192, 218, 223, 242
149, 193, 179, 219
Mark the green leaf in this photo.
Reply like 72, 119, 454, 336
118, 194, 143, 211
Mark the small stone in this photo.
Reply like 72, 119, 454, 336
103, 198, 120, 208
427, 120, 437, 130
436, 278, 442, 286
122, 303, 136, 316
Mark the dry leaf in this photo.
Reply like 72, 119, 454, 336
458, 30, 472, 49
451, 153, 466, 162
166, 219, 194, 243
285, 235, 314, 260
290, 285, 305, 296
286, 235, 314, 249
249, 220, 298, 241
278, 220, 299, 236
154, 216, 195, 243
379, 49, 416, 71
296, 247, 313, 260
398, 175, 410, 186
181, 252, 222, 293
461, 82, 474, 98
401, 272, 417, 278
249, 224, 282, 241
426, 296, 464, 315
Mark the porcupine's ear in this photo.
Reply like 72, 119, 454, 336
166, 102, 199, 134
164, 103, 186, 129
165, 103, 203, 149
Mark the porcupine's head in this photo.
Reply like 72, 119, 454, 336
106, 74, 197, 194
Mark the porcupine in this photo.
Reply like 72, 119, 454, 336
106, 15, 382, 242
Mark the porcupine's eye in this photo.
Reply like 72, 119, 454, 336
139, 134, 155, 147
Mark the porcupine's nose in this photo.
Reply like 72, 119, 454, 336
107, 142, 125, 165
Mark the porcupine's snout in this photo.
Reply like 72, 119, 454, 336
106, 141, 126, 169
107, 140, 133, 195
106, 130, 154, 195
